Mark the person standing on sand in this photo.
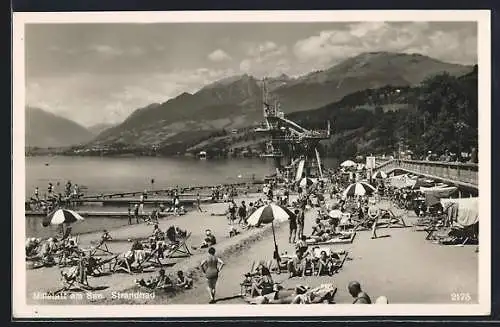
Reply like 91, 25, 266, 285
134, 204, 140, 224
196, 193, 203, 212
200, 247, 224, 304
139, 193, 145, 215
297, 202, 306, 240
127, 205, 132, 225
289, 209, 298, 243
238, 201, 247, 225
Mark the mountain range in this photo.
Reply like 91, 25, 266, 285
25, 107, 115, 148
26, 51, 473, 150
25, 107, 95, 148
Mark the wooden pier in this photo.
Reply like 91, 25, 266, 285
25, 210, 179, 218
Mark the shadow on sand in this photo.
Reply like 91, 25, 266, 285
214, 295, 243, 303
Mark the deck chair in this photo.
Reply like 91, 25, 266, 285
112, 251, 138, 274
52, 262, 95, 295
136, 248, 164, 270
378, 209, 407, 228
86, 254, 119, 276
89, 238, 113, 256
164, 233, 192, 259
56, 244, 82, 267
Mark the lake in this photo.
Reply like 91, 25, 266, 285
24, 155, 338, 238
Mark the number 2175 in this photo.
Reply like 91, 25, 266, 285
451, 293, 471, 302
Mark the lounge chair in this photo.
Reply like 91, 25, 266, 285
88, 238, 113, 256
51, 263, 95, 295
136, 247, 165, 270
164, 233, 192, 259
112, 251, 139, 274
55, 243, 83, 267
86, 254, 119, 276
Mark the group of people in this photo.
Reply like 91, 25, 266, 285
226, 200, 255, 225
210, 185, 238, 202
136, 268, 193, 290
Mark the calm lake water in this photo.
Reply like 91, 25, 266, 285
24, 155, 338, 238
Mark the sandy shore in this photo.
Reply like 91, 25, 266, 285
26, 193, 478, 305
26, 193, 289, 304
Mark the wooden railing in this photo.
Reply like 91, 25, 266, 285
374, 159, 478, 187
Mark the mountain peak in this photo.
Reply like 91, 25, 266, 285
25, 106, 93, 147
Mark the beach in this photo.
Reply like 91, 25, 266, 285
25, 192, 478, 305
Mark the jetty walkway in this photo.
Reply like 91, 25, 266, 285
373, 158, 478, 192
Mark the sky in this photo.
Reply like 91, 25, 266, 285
25, 21, 477, 127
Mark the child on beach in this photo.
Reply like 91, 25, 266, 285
176, 270, 193, 289
201, 229, 217, 248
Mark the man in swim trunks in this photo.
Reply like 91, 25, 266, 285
200, 247, 224, 303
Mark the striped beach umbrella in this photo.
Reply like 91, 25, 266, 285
247, 203, 292, 226
373, 171, 388, 179
299, 177, 316, 188
340, 160, 356, 168
342, 182, 376, 197
42, 209, 84, 227
246, 203, 293, 266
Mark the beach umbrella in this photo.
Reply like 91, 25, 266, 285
342, 182, 376, 197
42, 209, 84, 227
299, 177, 316, 188
373, 171, 388, 179
328, 209, 343, 218
340, 160, 356, 168
247, 203, 292, 226
247, 203, 293, 267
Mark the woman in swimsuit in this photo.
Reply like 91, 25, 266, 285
200, 247, 224, 303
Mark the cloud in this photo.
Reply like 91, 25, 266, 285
26, 68, 236, 127
90, 44, 124, 57
238, 41, 290, 77
208, 49, 232, 62
88, 44, 146, 58
293, 22, 476, 67
246, 41, 288, 62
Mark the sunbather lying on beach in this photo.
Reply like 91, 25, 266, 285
25, 237, 41, 257
245, 284, 337, 304
33, 237, 59, 266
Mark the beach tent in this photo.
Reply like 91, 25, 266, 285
441, 197, 479, 227
421, 187, 458, 207
342, 182, 376, 197
340, 160, 356, 168
42, 209, 84, 227
373, 171, 388, 179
